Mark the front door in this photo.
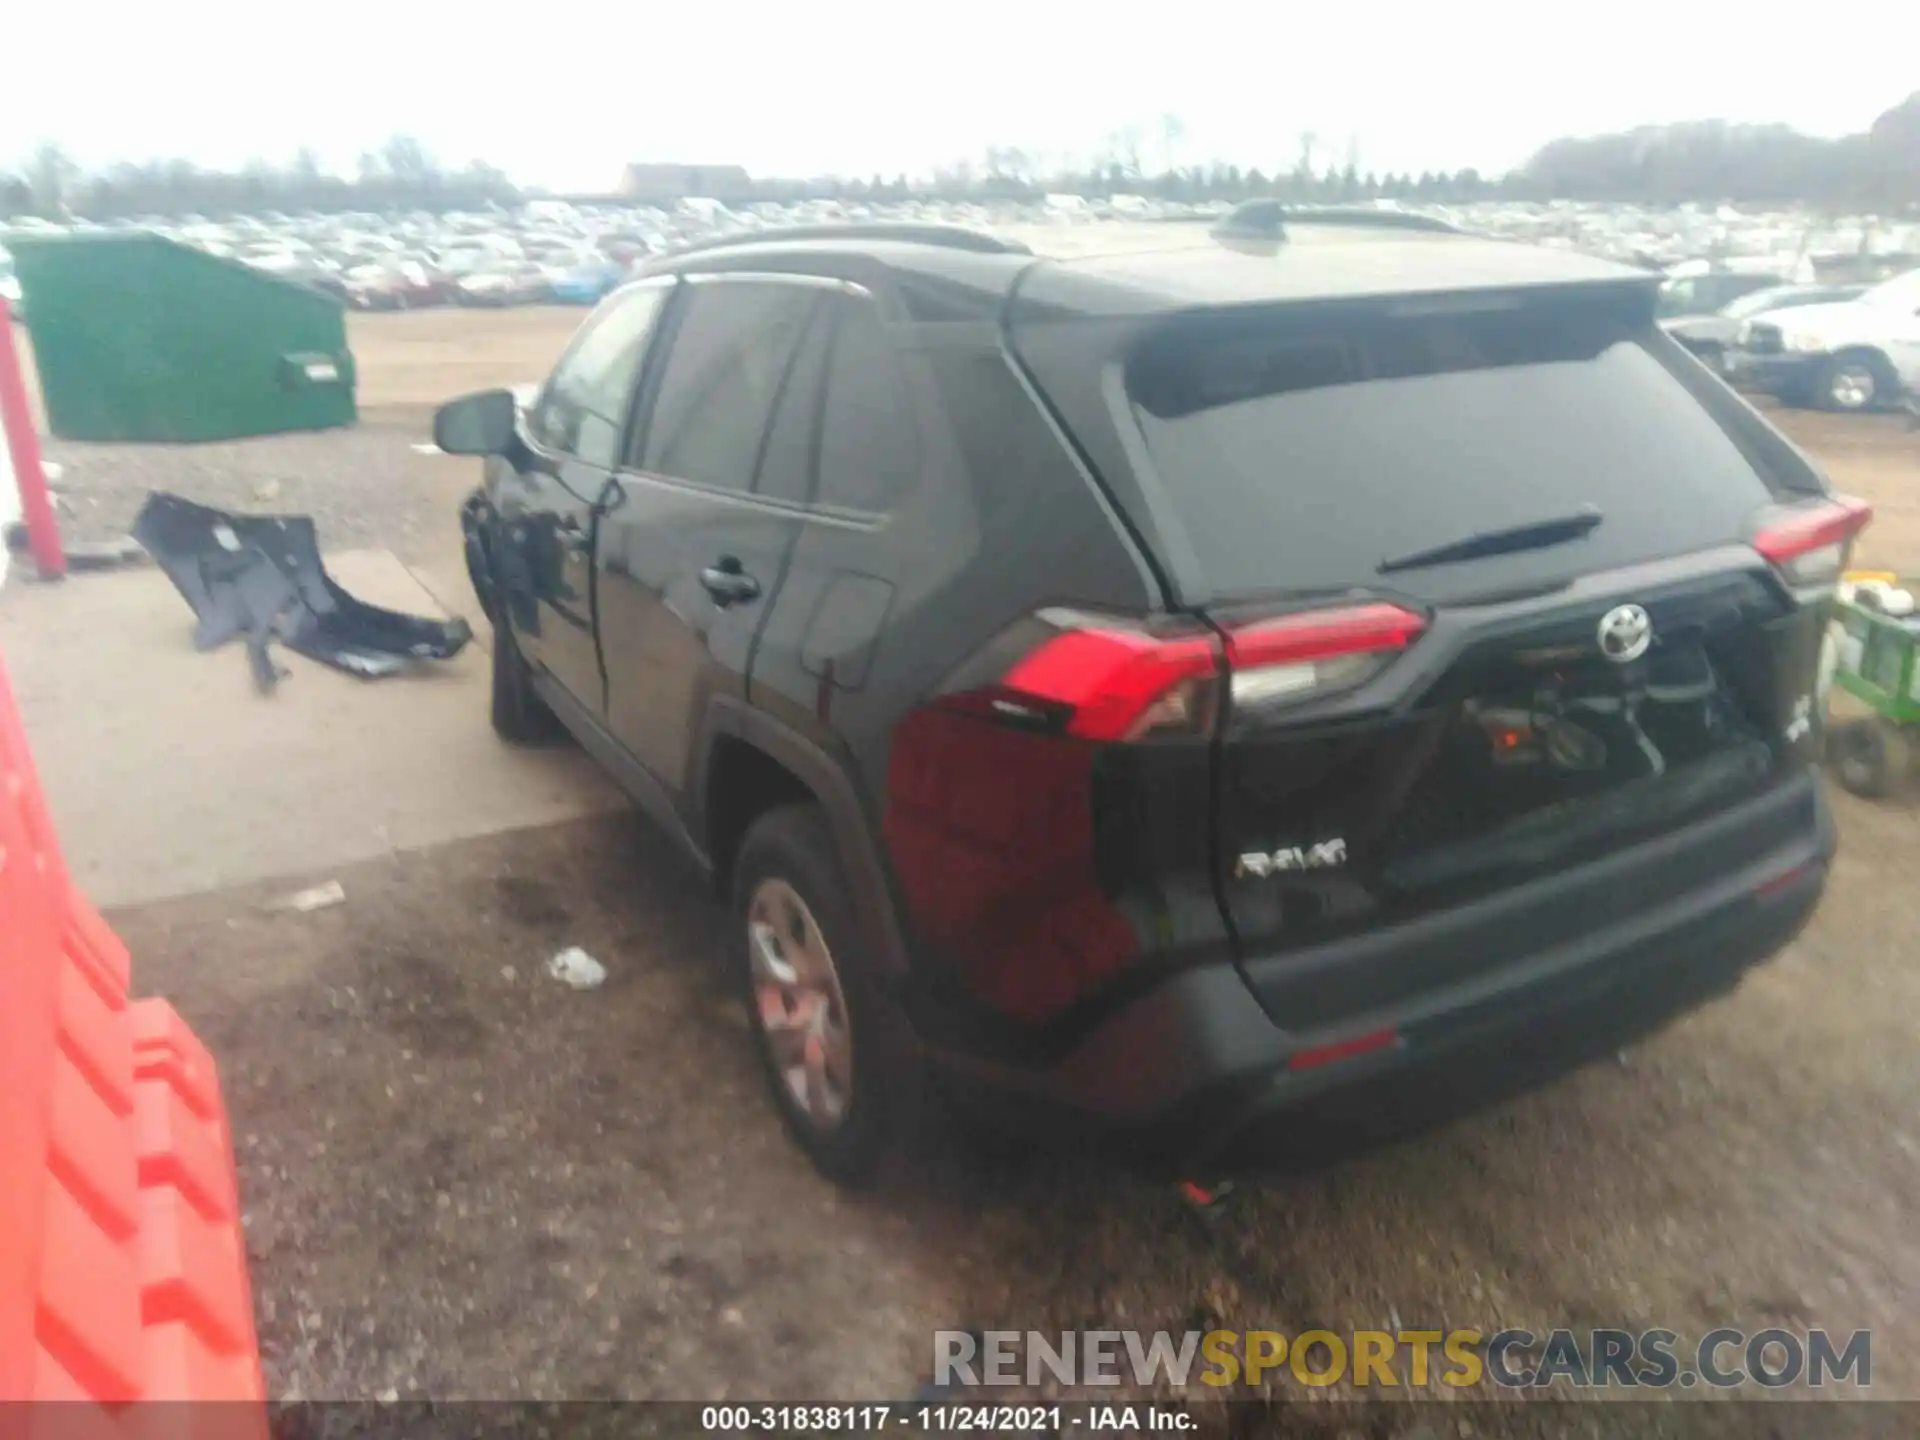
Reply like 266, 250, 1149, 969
596, 274, 829, 812
496, 281, 672, 711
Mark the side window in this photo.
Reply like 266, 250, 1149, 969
637, 282, 817, 492
753, 308, 834, 504
817, 297, 917, 512
1657, 278, 1701, 318
531, 285, 668, 467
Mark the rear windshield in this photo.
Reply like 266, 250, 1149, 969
1126, 298, 1796, 603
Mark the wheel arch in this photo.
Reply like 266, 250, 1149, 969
696, 697, 913, 982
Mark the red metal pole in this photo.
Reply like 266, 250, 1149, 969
0, 297, 64, 581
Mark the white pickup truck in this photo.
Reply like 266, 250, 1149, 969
1725, 267, 1920, 413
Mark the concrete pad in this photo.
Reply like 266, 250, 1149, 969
0, 548, 622, 908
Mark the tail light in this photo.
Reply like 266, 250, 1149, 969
1225, 604, 1428, 710
999, 624, 1218, 741
953, 601, 1428, 743
1753, 494, 1872, 602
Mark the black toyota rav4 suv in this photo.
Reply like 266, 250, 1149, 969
440, 211, 1864, 1185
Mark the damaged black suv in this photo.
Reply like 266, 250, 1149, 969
440, 211, 1861, 1185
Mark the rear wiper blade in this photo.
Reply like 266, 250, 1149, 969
1378, 505, 1603, 575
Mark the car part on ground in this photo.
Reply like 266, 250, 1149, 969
444, 218, 1859, 1184
133, 491, 471, 694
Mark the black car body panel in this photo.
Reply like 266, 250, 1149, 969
937, 772, 1828, 1170
456, 218, 1857, 1171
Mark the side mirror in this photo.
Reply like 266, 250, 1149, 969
433, 389, 518, 456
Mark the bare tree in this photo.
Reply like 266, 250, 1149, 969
380, 135, 436, 188
26, 142, 80, 217
1160, 113, 1187, 174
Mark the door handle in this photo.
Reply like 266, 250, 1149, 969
700, 559, 762, 607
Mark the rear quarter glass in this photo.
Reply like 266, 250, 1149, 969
1123, 297, 1805, 604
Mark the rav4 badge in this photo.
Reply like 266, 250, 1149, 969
1236, 839, 1348, 878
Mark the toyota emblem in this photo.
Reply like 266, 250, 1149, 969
1597, 603, 1653, 664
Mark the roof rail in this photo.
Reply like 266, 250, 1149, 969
1210, 201, 1463, 245
659, 222, 1033, 259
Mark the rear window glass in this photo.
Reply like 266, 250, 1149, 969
1126, 300, 1789, 602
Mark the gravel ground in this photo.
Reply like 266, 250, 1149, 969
41, 413, 444, 555
18, 311, 1920, 1434
112, 789, 1919, 1432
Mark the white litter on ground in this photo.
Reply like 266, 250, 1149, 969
546, 946, 607, 990
278, 880, 346, 913
410, 442, 444, 456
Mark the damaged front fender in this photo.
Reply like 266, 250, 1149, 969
460, 487, 502, 622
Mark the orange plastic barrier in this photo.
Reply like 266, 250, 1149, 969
0, 647, 266, 1431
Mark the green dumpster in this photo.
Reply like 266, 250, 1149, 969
8, 232, 356, 442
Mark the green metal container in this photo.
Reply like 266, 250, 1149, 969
8, 232, 356, 442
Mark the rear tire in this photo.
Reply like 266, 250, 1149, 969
489, 619, 564, 744
1828, 717, 1907, 799
1815, 352, 1892, 414
733, 804, 901, 1187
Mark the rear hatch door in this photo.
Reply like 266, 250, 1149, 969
1014, 280, 1853, 1033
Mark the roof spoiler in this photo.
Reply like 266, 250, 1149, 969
1210, 202, 1463, 254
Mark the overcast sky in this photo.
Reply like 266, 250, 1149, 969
7, 1, 1914, 190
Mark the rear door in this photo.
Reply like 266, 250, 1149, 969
1027, 288, 1862, 1030
596, 274, 826, 811
495, 281, 670, 710
742, 287, 920, 746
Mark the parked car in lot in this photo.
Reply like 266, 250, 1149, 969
1656, 268, 1790, 320
455, 263, 549, 308
1662, 284, 1866, 374
547, 258, 627, 305
439, 216, 1859, 1184
343, 260, 457, 310
1725, 267, 1920, 412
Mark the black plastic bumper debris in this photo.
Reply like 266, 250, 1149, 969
132, 491, 472, 694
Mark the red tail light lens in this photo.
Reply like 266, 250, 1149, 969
1001, 625, 1218, 741
1753, 494, 1872, 601
979, 602, 1428, 742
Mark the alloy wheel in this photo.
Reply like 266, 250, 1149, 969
746, 878, 854, 1131
1828, 365, 1876, 411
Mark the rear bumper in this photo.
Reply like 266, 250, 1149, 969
932, 778, 1833, 1173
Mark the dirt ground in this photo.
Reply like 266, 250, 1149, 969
19, 310, 1920, 1430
